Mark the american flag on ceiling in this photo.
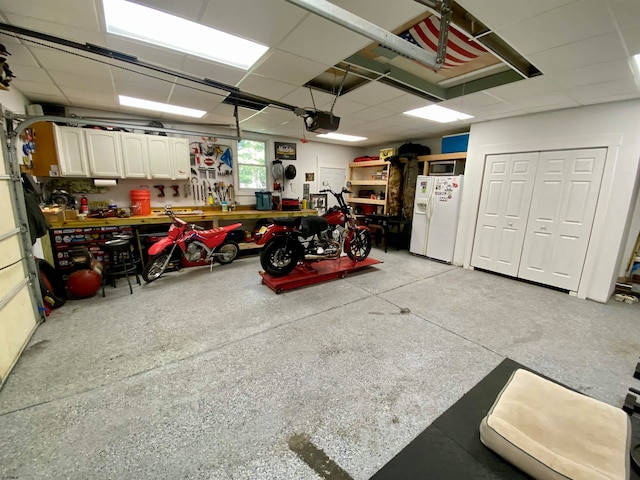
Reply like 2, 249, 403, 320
398, 16, 487, 69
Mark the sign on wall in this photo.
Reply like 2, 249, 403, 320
275, 142, 296, 160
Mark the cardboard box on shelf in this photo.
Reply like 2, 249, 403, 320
379, 148, 397, 161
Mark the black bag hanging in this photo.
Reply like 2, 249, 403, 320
398, 142, 431, 156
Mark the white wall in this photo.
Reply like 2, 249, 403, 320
0, 87, 28, 115
456, 100, 640, 303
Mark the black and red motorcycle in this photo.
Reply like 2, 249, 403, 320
255, 184, 372, 276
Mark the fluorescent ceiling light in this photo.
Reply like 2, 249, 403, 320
316, 133, 368, 142
119, 95, 206, 118
103, 0, 269, 70
403, 105, 473, 123
631, 54, 640, 77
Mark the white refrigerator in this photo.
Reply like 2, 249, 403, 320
409, 175, 464, 263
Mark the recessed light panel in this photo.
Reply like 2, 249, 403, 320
403, 105, 473, 123
119, 95, 206, 118
103, 0, 268, 70
316, 133, 368, 142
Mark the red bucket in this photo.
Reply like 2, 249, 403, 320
130, 190, 151, 216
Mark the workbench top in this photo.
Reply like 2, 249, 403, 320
47, 208, 318, 229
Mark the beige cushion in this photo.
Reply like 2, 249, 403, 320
479, 369, 631, 480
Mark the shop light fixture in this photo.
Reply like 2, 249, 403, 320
103, 0, 269, 70
118, 95, 207, 118
316, 132, 368, 142
403, 105, 473, 123
631, 54, 640, 80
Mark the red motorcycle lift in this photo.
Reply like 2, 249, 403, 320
260, 256, 382, 294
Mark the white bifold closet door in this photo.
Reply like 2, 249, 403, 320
471, 152, 537, 276
472, 148, 606, 292
517, 148, 606, 290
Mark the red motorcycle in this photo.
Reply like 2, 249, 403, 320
142, 208, 242, 283
255, 184, 372, 276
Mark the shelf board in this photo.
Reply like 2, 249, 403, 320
350, 180, 387, 186
347, 197, 385, 205
417, 152, 467, 161
349, 160, 389, 168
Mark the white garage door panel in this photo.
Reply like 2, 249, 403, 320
518, 148, 606, 291
0, 184, 18, 230
0, 286, 36, 380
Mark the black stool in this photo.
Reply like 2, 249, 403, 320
102, 238, 140, 296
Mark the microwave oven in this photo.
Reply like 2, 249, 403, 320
429, 159, 465, 176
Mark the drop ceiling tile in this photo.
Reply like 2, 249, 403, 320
182, 57, 246, 86
547, 59, 634, 89
237, 75, 298, 101
340, 82, 405, 106
200, 0, 306, 46
211, 103, 258, 122
337, 0, 427, 31
277, 15, 370, 66
279, 87, 334, 111
133, 0, 207, 22
524, 102, 583, 115
116, 83, 174, 103
252, 50, 329, 86
320, 98, 367, 117
375, 94, 435, 113
486, 75, 560, 102
622, 26, 640, 55
463, 101, 523, 119
163, 94, 220, 113
21, 93, 69, 105
456, 0, 576, 32
105, 37, 186, 71
609, 1, 640, 30
1, 44, 40, 68
111, 69, 175, 95
11, 79, 64, 97
28, 46, 112, 77
574, 92, 639, 106
450, 92, 499, 109
47, 69, 114, 93
528, 32, 627, 74
4, 13, 105, 44
495, 0, 615, 56
350, 106, 395, 122
9, 65, 51, 85
0, 1, 101, 28
509, 92, 579, 109
168, 85, 227, 105
567, 78, 640, 104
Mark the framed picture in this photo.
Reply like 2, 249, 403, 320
275, 141, 296, 160
310, 193, 327, 211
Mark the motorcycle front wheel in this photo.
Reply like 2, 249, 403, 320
260, 237, 300, 276
142, 252, 170, 283
215, 240, 239, 264
346, 229, 372, 261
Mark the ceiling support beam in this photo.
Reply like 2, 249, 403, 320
284, 0, 442, 69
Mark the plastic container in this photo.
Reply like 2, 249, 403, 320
441, 133, 469, 153
255, 191, 272, 211
130, 189, 151, 216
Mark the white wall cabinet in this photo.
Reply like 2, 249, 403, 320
121, 133, 150, 178
147, 136, 190, 180
52, 124, 89, 177
171, 137, 190, 180
84, 129, 123, 178
471, 148, 606, 292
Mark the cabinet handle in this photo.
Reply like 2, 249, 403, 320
507, 222, 513, 227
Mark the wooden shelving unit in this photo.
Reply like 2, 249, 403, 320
347, 159, 390, 214
417, 152, 467, 175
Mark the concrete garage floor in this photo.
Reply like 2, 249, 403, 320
1, 247, 639, 479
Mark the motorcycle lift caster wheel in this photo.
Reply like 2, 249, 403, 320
275, 288, 282, 294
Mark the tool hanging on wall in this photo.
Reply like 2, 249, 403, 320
170, 185, 179, 197
153, 185, 165, 197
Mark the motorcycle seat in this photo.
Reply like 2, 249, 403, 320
272, 217, 300, 227
300, 216, 329, 238
194, 227, 225, 237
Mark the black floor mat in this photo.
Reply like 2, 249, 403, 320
370, 358, 639, 480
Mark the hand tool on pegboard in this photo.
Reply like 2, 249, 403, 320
171, 185, 179, 197
154, 185, 165, 197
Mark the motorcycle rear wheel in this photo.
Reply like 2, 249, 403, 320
142, 252, 170, 283
260, 237, 300, 276
215, 240, 239, 264
346, 229, 372, 261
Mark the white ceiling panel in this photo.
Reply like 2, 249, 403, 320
211, 103, 259, 123
528, 32, 628, 74
609, 0, 640, 30
200, 0, 306, 47
251, 50, 329, 86
23, 93, 69, 105
457, 0, 576, 32
134, 0, 207, 22
115, 83, 175, 103
3, 13, 105, 44
621, 26, 640, 55
0, 0, 101, 27
546, 59, 634, 89
486, 75, 560, 102
375, 94, 435, 114
462, 101, 524, 119
168, 85, 227, 105
12, 79, 64, 97
9, 65, 52, 85
279, 87, 334, 111
181, 57, 246, 86
60, 87, 116, 105
105, 37, 186, 71
28, 46, 112, 77
337, 0, 427, 31
350, 106, 395, 122
509, 92, 579, 110
277, 15, 370, 66
495, 0, 615, 56
568, 78, 640, 104
340, 82, 406, 106
447, 92, 499, 109
111, 68, 175, 93
237, 75, 298, 101
321, 98, 367, 117
0, 43, 40, 68
47, 69, 114, 93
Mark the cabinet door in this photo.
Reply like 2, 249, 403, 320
171, 138, 190, 180
471, 152, 537, 276
85, 130, 123, 178
121, 133, 150, 178
147, 136, 172, 179
53, 125, 89, 177
518, 148, 606, 291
